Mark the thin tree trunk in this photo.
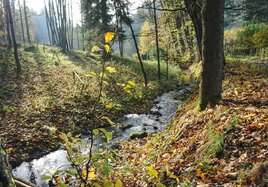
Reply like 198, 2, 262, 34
23, 0, 30, 43
18, 0, 25, 43
76, 26, 80, 49
6, 0, 20, 74
153, 0, 161, 80
80, 0, 85, 51
121, 5, 148, 88
3, 0, 11, 47
44, 0, 51, 44
199, 0, 224, 110
184, 0, 202, 60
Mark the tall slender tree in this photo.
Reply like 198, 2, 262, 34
152, 0, 161, 80
18, 0, 25, 43
4, 0, 21, 73
115, 0, 148, 88
23, 0, 30, 43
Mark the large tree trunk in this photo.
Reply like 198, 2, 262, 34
0, 141, 16, 187
199, 0, 225, 110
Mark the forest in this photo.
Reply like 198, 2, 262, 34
0, 0, 267, 186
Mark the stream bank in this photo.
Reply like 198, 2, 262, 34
12, 84, 196, 186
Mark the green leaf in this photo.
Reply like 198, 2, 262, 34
115, 179, 123, 187
41, 175, 51, 181
59, 133, 68, 143
93, 183, 102, 187
128, 80, 136, 87
58, 182, 67, 187
99, 128, 112, 141
146, 166, 158, 179
93, 129, 99, 135
101, 116, 115, 126
86, 71, 97, 77
156, 182, 166, 187
104, 181, 114, 187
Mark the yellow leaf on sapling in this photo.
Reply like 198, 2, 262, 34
82, 168, 96, 180
104, 44, 111, 53
105, 32, 115, 43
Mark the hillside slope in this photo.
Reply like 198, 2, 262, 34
0, 44, 182, 167
114, 60, 268, 186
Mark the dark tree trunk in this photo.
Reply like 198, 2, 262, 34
3, 0, 11, 47
199, 0, 225, 110
0, 141, 16, 187
184, 0, 202, 60
116, 1, 148, 88
5, 0, 20, 74
153, 0, 161, 80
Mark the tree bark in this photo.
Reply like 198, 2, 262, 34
184, 0, 202, 60
5, 0, 20, 74
153, 0, 161, 80
199, 0, 225, 110
0, 140, 16, 187
3, 0, 11, 47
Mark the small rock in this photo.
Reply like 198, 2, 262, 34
130, 132, 148, 140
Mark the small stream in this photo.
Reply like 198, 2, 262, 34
12, 85, 195, 186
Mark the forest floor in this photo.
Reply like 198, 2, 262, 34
112, 60, 268, 186
0, 43, 184, 167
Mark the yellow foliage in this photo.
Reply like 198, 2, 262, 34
105, 103, 113, 109
139, 20, 155, 55
104, 44, 111, 53
91, 45, 101, 53
106, 66, 116, 73
105, 32, 115, 43
82, 168, 96, 180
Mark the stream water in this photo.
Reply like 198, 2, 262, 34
12, 85, 195, 186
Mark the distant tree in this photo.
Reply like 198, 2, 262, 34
115, 0, 148, 88
243, 0, 268, 23
199, 0, 225, 110
44, 0, 72, 52
0, 0, 6, 41
139, 20, 154, 58
81, 0, 112, 47
18, 0, 25, 43
23, 0, 30, 43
